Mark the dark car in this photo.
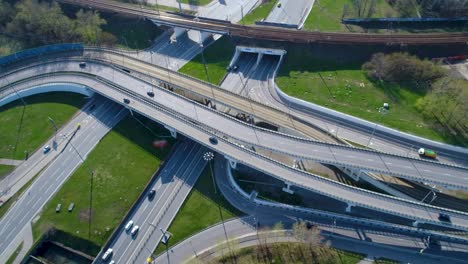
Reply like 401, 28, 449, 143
79, 62, 86, 68
438, 213, 451, 223
148, 189, 156, 199
209, 137, 218, 145
123, 98, 130, 104
147, 91, 155, 97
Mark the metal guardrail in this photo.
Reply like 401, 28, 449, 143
224, 160, 468, 244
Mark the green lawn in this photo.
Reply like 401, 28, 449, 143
33, 115, 175, 255
216, 243, 364, 264
154, 166, 243, 255
275, 45, 459, 145
179, 0, 213, 6
303, 0, 395, 32
102, 13, 164, 50
240, 0, 277, 25
0, 92, 85, 160
179, 36, 235, 85
0, 164, 14, 181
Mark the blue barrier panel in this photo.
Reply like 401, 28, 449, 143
0, 43, 84, 67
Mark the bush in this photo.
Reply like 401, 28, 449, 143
363, 52, 446, 89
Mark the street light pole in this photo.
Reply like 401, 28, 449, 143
366, 105, 388, 147
48, 116, 58, 144
203, 152, 216, 194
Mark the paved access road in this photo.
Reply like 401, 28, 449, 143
95, 140, 207, 264
4, 59, 467, 191
264, 0, 315, 28
3, 62, 468, 231
0, 98, 126, 263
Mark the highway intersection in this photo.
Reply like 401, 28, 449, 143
0, 1, 467, 263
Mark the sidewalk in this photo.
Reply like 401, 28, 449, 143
0, 159, 22, 166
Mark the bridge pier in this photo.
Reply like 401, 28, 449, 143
345, 203, 354, 213
170, 27, 186, 43
198, 31, 212, 45
164, 125, 177, 138
282, 182, 294, 194
225, 156, 238, 169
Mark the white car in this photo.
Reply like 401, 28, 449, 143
131, 225, 139, 236
124, 220, 134, 232
102, 248, 113, 261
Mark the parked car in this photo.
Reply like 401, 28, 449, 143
55, 203, 62, 213
68, 203, 75, 212
123, 98, 130, 104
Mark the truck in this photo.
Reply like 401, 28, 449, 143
418, 148, 437, 159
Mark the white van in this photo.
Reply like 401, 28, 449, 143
102, 248, 113, 261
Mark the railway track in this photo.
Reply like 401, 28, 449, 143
59, 0, 468, 45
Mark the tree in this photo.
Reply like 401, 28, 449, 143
74, 9, 107, 44
363, 52, 446, 90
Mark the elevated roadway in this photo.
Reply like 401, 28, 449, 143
3, 56, 467, 190
59, 0, 468, 45
2, 60, 468, 232
152, 155, 468, 264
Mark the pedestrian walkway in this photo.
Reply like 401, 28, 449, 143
0, 159, 22, 166
12, 224, 33, 264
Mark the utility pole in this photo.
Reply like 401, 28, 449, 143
48, 116, 58, 144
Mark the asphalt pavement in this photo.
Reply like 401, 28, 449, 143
264, 0, 315, 28
152, 155, 468, 264
0, 97, 126, 263
95, 139, 207, 264
4, 61, 468, 231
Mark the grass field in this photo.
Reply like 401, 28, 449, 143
304, 0, 395, 32
179, 36, 235, 85
33, 115, 175, 254
0, 164, 14, 181
179, 0, 212, 5
154, 166, 243, 255
275, 45, 461, 145
0, 92, 85, 160
216, 243, 364, 264
240, 0, 277, 25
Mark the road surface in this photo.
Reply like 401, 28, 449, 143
0, 98, 126, 263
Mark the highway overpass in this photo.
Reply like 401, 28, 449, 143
3, 50, 467, 191
2, 57, 468, 232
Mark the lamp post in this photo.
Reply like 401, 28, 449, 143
48, 116, 58, 144
62, 134, 94, 242
366, 104, 388, 147
203, 152, 216, 193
